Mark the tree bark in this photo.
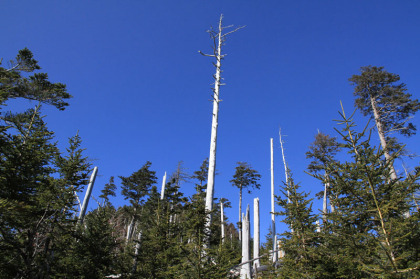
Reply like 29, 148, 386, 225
240, 206, 251, 279
78, 166, 98, 224
220, 201, 225, 243
204, 14, 223, 240
160, 171, 166, 200
239, 186, 242, 242
270, 138, 278, 263
253, 198, 260, 268
370, 96, 397, 180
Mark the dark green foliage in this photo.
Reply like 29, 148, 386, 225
313, 108, 420, 278
349, 66, 420, 152
191, 158, 208, 193
276, 173, 321, 278
0, 112, 91, 278
306, 132, 340, 174
0, 48, 71, 110
231, 162, 261, 236
120, 161, 157, 209
100, 176, 117, 205
55, 206, 120, 279
230, 162, 261, 194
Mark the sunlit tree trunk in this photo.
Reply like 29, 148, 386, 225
238, 186, 242, 242
270, 138, 277, 263
78, 166, 98, 224
240, 205, 251, 279
370, 96, 397, 180
253, 198, 260, 268
221, 201, 225, 243
201, 14, 243, 244
204, 15, 223, 240
160, 171, 167, 200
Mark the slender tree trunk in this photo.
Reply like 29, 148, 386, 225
240, 206, 251, 279
239, 186, 242, 242
131, 231, 142, 274
204, 14, 223, 240
370, 96, 397, 180
160, 171, 167, 200
253, 198, 260, 268
270, 138, 278, 263
126, 217, 135, 243
202, 15, 243, 246
279, 129, 290, 203
78, 166, 98, 224
323, 172, 328, 223
220, 201, 225, 243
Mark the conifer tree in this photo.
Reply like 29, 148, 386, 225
99, 176, 117, 206
349, 66, 420, 180
230, 162, 261, 241
276, 172, 321, 278
306, 132, 340, 219
120, 161, 157, 242
0, 49, 90, 278
313, 106, 420, 278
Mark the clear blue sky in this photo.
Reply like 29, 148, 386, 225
2, 1, 420, 238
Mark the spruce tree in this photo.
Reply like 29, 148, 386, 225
306, 132, 340, 220
0, 49, 90, 278
349, 66, 420, 179
120, 161, 157, 242
314, 107, 420, 278
230, 162, 261, 241
276, 172, 321, 278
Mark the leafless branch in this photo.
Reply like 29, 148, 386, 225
198, 51, 216, 57
222, 25, 246, 38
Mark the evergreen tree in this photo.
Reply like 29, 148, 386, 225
230, 162, 261, 241
100, 176, 117, 206
349, 66, 420, 179
314, 107, 420, 278
306, 132, 340, 220
276, 172, 321, 278
120, 161, 157, 242
55, 205, 120, 279
0, 49, 91, 278
0, 48, 71, 109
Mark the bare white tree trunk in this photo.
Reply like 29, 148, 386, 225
221, 201, 225, 243
126, 217, 135, 243
239, 187, 242, 242
323, 173, 328, 222
201, 15, 244, 244
78, 166, 98, 224
204, 15, 223, 239
370, 96, 397, 180
270, 138, 278, 263
241, 206, 251, 279
131, 231, 142, 273
279, 129, 290, 203
253, 198, 260, 269
279, 130, 294, 234
160, 171, 167, 200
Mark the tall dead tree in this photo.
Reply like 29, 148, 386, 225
270, 138, 277, 263
240, 205, 251, 279
160, 171, 167, 200
78, 166, 98, 224
221, 201, 225, 243
253, 197, 260, 269
200, 14, 244, 240
279, 128, 290, 203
